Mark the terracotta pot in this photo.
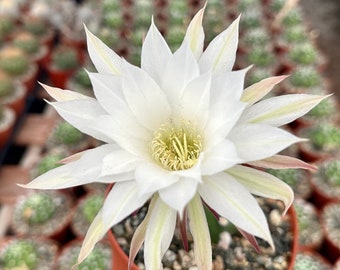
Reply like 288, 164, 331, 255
320, 202, 340, 263
0, 106, 15, 150
107, 230, 140, 270
46, 65, 76, 89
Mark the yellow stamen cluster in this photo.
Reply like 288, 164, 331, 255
151, 121, 202, 171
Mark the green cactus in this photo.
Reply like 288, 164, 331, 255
269, 0, 286, 12
282, 8, 303, 27
240, 10, 261, 30
294, 253, 329, 270
77, 249, 107, 270
247, 47, 274, 67
22, 193, 56, 225
53, 121, 84, 145
290, 66, 320, 88
0, 16, 14, 36
51, 45, 79, 71
289, 43, 317, 65
0, 71, 13, 98
0, 47, 29, 76
82, 194, 104, 223
244, 28, 270, 47
37, 153, 63, 175
306, 97, 336, 119
13, 32, 40, 55
266, 168, 300, 188
308, 122, 340, 151
24, 17, 48, 37
323, 160, 340, 186
284, 26, 307, 43
2, 240, 38, 269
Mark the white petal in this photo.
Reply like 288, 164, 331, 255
86, 72, 128, 116
101, 150, 141, 177
40, 83, 89, 101
19, 144, 118, 189
239, 94, 328, 126
93, 115, 150, 157
77, 184, 150, 267
241, 75, 288, 106
85, 25, 122, 74
199, 16, 240, 74
141, 18, 172, 85
159, 177, 199, 215
227, 165, 294, 215
135, 163, 180, 196
47, 98, 114, 143
228, 123, 304, 162
144, 197, 177, 270
205, 100, 246, 148
247, 155, 317, 171
161, 41, 200, 106
102, 181, 151, 225
201, 139, 242, 175
187, 194, 212, 270
180, 71, 211, 127
182, 4, 206, 59
199, 173, 274, 248
210, 67, 250, 105
122, 62, 171, 131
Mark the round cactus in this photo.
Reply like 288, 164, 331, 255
0, 47, 29, 76
51, 45, 79, 71
22, 193, 57, 225
36, 153, 63, 176
0, 71, 13, 98
2, 240, 38, 269
53, 121, 84, 145
13, 32, 40, 55
82, 194, 104, 223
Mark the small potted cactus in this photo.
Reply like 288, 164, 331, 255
0, 238, 58, 270
294, 199, 323, 250
71, 193, 104, 237
320, 202, 340, 262
298, 122, 340, 162
0, 46, 38, 94
11, 191, 73, 241
0, 70, 26, 116
309, 159, 340, 207
46, 44, 80, 88
0, 104, 15, 149
55, 239, 112, 270
12, 31, 49, 67
293, 249, 332, 270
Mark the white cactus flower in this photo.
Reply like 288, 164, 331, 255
20, 4, 325, 270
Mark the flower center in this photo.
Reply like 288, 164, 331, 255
151, 121, 202, 171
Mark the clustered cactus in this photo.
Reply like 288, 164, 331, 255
307, 123, 340, 151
